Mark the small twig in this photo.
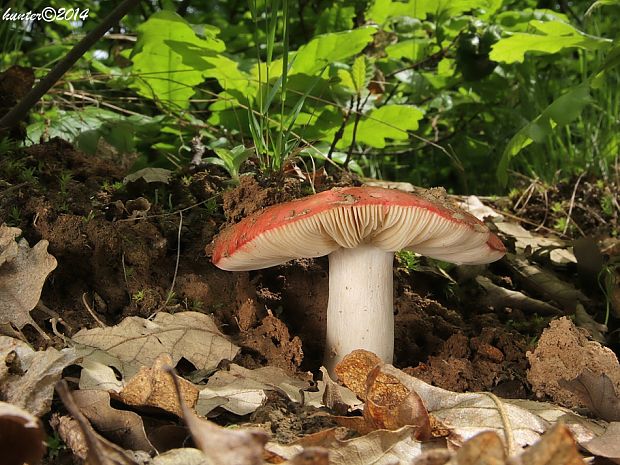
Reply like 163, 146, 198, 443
327, 96, 354, 160
121, 252, 131, 303
81, 293, 106, 328
153, 211, 183, 317
344, 94, 364, 169
563, 173, 585, 236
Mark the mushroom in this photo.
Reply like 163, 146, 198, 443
211, 186, 505, 373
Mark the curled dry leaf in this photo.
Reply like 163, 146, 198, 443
364, 363, 432, 439
334, 349, 382, 400
73, 311, 239, 379
196, 363, 310, 416
527, 317, 620, 410
118, 353, 199, 418
71, 389, 156, 454
304, 367, 363, 414
169, 367, 269, 465
0, 225, 57, 335
0, 401, 46, 465
0, 335, 79, 416
55, 381, 150, 465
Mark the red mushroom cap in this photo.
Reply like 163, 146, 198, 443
211, 186, 505, 271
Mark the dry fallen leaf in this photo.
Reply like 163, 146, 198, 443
73, 311, 239, 379
0, 335, 79, 416
336, 350, 604, 454
513, 423, 585, 465
527, 317, 620, 409
560, 370, 620, 422
151, 448, 213, 465
304, 367, 363, 414
196, 363, 310, 416
0, 401, 46, 465
334, 349, 382, 400
494, 223, 575, 265
55, 381, 150, 465
118, 353, 199, 417
266, 426, 443, 465
169, 367, 269, 465
0, 225, 57, 335
364, 363, 432, 438
582, 422, 620, 463
446, 430, 505, 465
71, 389, 156, 454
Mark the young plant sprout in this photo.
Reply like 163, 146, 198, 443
211, 186, 505, 374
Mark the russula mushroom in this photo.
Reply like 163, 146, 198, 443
211, 186, 505, 373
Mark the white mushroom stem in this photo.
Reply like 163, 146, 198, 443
324, 244, 394, 375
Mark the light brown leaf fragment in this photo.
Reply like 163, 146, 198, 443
72, 311, 239, 379
364, 364, 431, 439
582, 422, 620, 463
334, 349, 382, 400
55, 381, 148, 465
152, 448, 213, 465
0, 401, 46, 465
0, 225, 57, 332
72, 389, 156, 454
447, 431, 506, 465
118, 353, 199, 418
169, 367, 269, 465
559, 370, 620, 421
510, 423, 585, 465
527, 317, 620, 409
304, 367, 362, 413
196, 363, 310, 416
0, 335, 80, 416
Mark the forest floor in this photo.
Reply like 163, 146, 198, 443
0, 138, 619, 464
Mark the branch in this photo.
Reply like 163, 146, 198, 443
0, 0, 141, 134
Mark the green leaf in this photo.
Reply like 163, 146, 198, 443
341, 105, 424, 148
386, 39, 431, 61
586, 0, 620, 16
316, 4, 355, 34
367, 0, 502, 23
351, 56, 367, 93
130, 11, 225, 110
490, 20, 611, 63
268, 27, 376, 78
496, 84, 592, 186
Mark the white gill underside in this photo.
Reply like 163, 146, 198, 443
219, 204, 497, 271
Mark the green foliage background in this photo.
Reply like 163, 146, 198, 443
3, 0, 619, 193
